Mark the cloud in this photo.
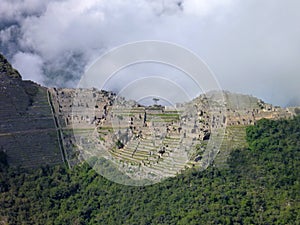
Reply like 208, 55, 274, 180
3, 0, 234, 87
0, 0, 48, 24
183, 0, 233, 16
12, 52, 44, 84
0, 0, 299, 106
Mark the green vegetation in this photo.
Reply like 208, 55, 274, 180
191, 142, 206, 159
116, 140, 124, 149
214, 126, 248, 168
99, 136, 105, 141
0, 117, 300, 224
0, 151, 7, 170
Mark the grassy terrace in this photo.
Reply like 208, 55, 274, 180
213, 125, 248, 168
147, 113, 179, 119
63, 128, 95, 134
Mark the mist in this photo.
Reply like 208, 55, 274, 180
0, 0, 299, 107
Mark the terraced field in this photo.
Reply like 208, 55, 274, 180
213, 126, 248, 168
73, 107, 190, 182
1, 53, 298, 173
0, 78, 63, 168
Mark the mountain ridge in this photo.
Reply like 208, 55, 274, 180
0, 53, 299, 175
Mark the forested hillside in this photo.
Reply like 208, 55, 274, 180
0, 117, 299, 224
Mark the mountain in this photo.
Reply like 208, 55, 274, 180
0, 115, 299, 224
0, 52, 299, 176
0, 53, 300, 224
0, 53, 63, 168
0, 54, 21, 79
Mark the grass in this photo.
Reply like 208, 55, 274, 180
213, 125, 248, 168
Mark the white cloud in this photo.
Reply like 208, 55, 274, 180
17, 0, 232, 60
183, 0, 234, 16
0, 0, 49, 22
12, 52, 44, 84
0, 0, 300, 106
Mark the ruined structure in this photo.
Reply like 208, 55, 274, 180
48, 86, 297, 182
0, 53, 298, 178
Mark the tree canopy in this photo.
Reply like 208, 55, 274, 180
0, 116, 299, 224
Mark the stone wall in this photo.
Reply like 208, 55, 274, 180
49, 87, 297, 178
0, 55, 63, 168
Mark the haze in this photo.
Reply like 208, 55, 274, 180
0, 0, 299, 106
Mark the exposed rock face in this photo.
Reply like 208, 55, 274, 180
0, 54, 21, 79
0, 54, 63, 168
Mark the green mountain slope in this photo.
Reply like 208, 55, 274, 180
0, 116, 299, 224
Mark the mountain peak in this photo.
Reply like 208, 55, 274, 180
0, 53, 21, 79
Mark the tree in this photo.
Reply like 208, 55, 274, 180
153, 98, 160, 105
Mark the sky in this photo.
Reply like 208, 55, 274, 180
0, 0, 299, 106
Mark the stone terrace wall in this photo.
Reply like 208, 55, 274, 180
1, 52, 298, 171
51, 88, 297, 170
0, 72, 63, 168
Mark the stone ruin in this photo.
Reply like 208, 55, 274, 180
47, 87, 297, 182
0, 53, 298, 176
